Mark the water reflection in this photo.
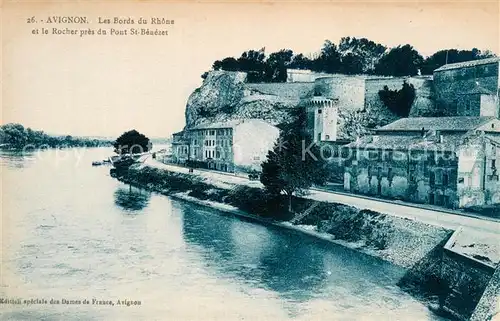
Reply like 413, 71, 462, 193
113, 185, 151, 212
180, 204, 328, 302
0, 150, 37, 168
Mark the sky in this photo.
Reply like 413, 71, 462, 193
3, 0, 499, 138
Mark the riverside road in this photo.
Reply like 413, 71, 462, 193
146, 158, 500, 236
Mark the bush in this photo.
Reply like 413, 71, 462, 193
378, 81, 416, 117
226, 186, 289, 220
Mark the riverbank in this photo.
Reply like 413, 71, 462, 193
114, 164, 452, 269
112, 163, 500, 319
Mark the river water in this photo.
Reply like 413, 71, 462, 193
1, 147, 445, 320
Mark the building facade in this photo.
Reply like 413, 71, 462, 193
343, 117, 500, 209
433, 57, 500, 117
170, 119, 279, 173
171, 131, 190, 164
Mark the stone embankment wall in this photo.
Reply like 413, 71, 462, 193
398, 228, 498, 320
470, 266, 500, 321
114, 164, 451, 269
114, 164, 499, 320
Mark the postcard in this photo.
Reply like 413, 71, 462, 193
2, 1, 499, 320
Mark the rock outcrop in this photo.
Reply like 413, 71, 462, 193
184, 71, 440, 140
185, 71, 314, 129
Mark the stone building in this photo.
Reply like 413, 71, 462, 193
306, 96, 339, 143
433, 57, 500, 117
171, 131, 190, 164
343, 116, 500, 209
171, 119, 279, 173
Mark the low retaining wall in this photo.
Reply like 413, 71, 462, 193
111, 164, 497, 320
470, 266, 500, 321
398, 227, 498, 320
112, 164, 451, 269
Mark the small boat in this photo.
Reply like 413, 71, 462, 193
109, 152, 149, 169
92, 161, 104, 166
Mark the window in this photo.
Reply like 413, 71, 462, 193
438, 194, 446, 207
325, 135, 330, 140
458, 177, 465, 184
468, 101, 474, 114
318, 133, 322, 141
443, 171, 449, 186
492, 160, 496, 169
435, 169, 443, 185
429, 172, 435, 185
318, 109, 322, 114
367, 166, 372, 177
388, 168, 393, 180
428, 154, 436, 165
216, 151, 220, 158
489, 175, 499, 181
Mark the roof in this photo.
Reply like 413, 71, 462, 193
345, 134, 465, 152
190, 119, 244, 130
376, 117, 495, 132
189, 119, 270, 130
434, 57, 500, 72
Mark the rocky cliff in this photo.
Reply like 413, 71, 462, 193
185, 71, 314, 128
184, 71, 438, 140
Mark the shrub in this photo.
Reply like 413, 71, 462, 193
378, 81, 416, 117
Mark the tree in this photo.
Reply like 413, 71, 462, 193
378, 81, 416, 117
237, 48, 267, 82
113, 130, 151, 155
374, 44, 424, 76
266, 49, 294, 82
1, 123, 27, 148
420, 48, 497, 75
312, 40, 342, 73
289, 53, 313, 70
260, 107, 329, 213
340, 53, 364, 75
338, 37, 387, 73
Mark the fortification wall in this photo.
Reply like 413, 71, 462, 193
364, 77, 406, 127
244, 82, 314, 103
433, 61, 499, 116
286, 69, 331, 83
315, 76, 366, 111
408, 77, 436, 117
